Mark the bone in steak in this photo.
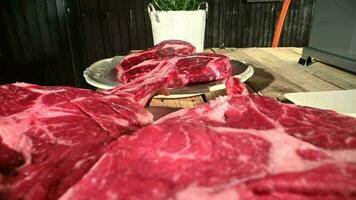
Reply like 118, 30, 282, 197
108, 60, 187, 104
115, 40, 195, 77
60, 78, 356, 200
0, 62, 182, 200
121, 53, 232, 86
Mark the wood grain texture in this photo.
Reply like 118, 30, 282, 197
0, 0, 316, 86
212, 48, 356, 101
149, 96, 205, 108
0, 0, 75, 86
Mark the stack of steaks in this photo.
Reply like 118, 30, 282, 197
1, 40, 355, 200
115, 40, 232, 87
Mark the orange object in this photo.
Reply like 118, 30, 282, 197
272, 0, 291, 47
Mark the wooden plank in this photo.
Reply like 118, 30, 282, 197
47, 0, 76, 85
117, 1, 131, 53
289, 0, 298, 46
242, 48, 342, 91
65, 0, 88, 86
236, 0, 244, 48
280, 0, 289, 47
300, 0, 314, 46
81, 15, 98, 63
287, 47, 303, 55
230, 0, 238, 47
300, 63, 356, 90
259, 48, 356, 89
98, 0, 114, 58
225, 47, 355, 97
212, 0, 220, 47
143, 0, 153, 47
22, 0, 47, 84
128, 0, 139, 50
211, 48, 316, 100
0, 3, 25, 62
23, 0, 43, 60
267, 3, 277, 47
254, 3, 263, 47
247, 3, 255, 47
224, 0, 232, 47
294, 0, 303, 46
56, 0, 78, 86
204, 90, 226, 101
234, 51, 307, 99
35, 0, 56, 85
0, 5, 23, 85
258, 3, 266, 47
149, 96, 205, 108
90, 1, 106, 60
204, 48, 215, 53
12, 1, 34, 62
133, 0, 148, 49
204, 0, 214, 48
35, 0, 53, 57
107, 0, 123, 54
241, 3, 249, 47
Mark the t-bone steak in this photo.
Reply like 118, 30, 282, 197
0, 61, 182, 200
115, 40, 196, 78
122, 53, 232, 86
60, 78, 356, 200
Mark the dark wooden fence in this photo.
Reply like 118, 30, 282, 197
0, 0, 315, 87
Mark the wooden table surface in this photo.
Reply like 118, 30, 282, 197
148, 47, 356, 108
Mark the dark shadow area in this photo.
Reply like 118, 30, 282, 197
0, 61, 46, 85
246, 66, 275, 92
146, 106, 180, 121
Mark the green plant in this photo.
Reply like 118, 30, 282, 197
153, 0, 203, 11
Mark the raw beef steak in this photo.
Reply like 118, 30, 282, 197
122, 53, 232, 86
116, 40, 195, 74
0, 137, 24, 174
108, 59, 187, 104
0, 84, 152, 200
60, 78, 356, 200
0, 62, 182, 200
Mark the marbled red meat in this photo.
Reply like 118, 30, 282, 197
0, 61, 182, 200
115, 40, 195, 77
122, 53, 232, 86
60, 78, 356, 200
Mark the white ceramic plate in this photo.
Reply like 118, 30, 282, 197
285, 90, 356, 118
83, 56, 254, 98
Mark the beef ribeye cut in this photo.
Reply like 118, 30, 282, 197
116, 40, 195, 73
60, 78, 356, 200
122, 53, 232, 86
0, 61, 182, 200
0, 83, 152, 200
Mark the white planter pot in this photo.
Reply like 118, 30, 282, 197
148, 3, 208, 52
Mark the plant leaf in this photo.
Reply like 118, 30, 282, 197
152, 0, 203, 11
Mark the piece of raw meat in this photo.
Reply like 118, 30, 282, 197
0, 62, 182, 199
122, 53, 232, 86
225, 76, 249, 96
0, 84, 152, 200
60, 78, 356, 200
0, 137, 24, 174
107, 60, 188, 105
116, 40, 195, 76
